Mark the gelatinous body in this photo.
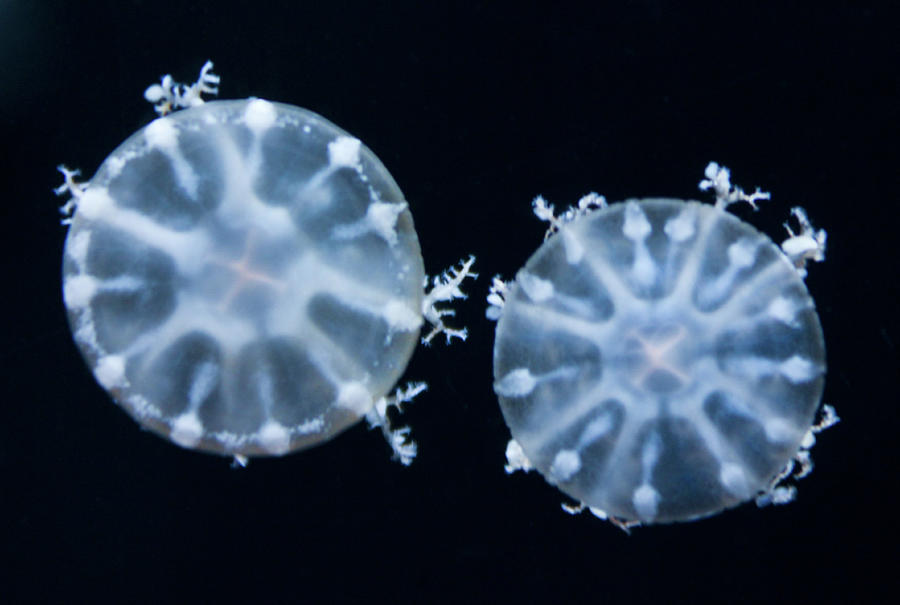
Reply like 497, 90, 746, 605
493, 199, 826, 523
62, 99, 425, 457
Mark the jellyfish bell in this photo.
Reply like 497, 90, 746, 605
489, 164, 836, 526
57, 61, 475, 463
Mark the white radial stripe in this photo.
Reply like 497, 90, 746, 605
622, 203, 656, 287
188, 361, 220, 409
702, 258, 787, 322
721, 355, 822, 385
507, 299, 617, 344
298, 253, 421, 333
685, 359, 751, 415
580, 245, 652, 312
125, 295, 257, 371
524, 383, 629, 455
86, 202, 210, 274
587, 410, 646, 507
559, 228, 584, 263
705, 290, 810, 335
639, 430, 661, 483
690, 411, 758, 482
254, 364, 277, 412
204, 127, 298, 241
290, 328, 360, 391
97, 275, 145, 293
161, 144, 200, 200
704, 359, 801, 424
696, 247, 758, 308
668, 209, 719, 301
576, 412, 615, 449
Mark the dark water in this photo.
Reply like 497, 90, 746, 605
2, 2, 895, 602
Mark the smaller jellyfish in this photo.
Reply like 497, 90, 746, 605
57, 61, 475, 463
488, 163, 836, 527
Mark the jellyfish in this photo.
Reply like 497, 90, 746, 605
488, 163, 836, 527
56, 61, 475, 464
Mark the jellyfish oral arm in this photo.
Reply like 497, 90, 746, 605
144, 60, 220, 116
559, 501, 641, 534
699, 162, 771, 210
487, 193, 609, 322
366, 382, 427, 466
756, 404, 840, 508
485, 276, 509, 320
532, 192, 607, 240
780, 207, 827, 278
503, 438, 534, 474
492, 165, 834, 527
54, 165, 87, 225
421, 255, 478, 345
698, 163, 826, 279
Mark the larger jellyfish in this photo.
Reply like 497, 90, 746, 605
57, 62, 475, 463
489, 163, 836, 526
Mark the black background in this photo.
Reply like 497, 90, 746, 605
2, 1, 897, 603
